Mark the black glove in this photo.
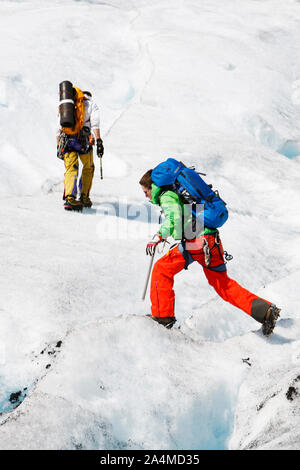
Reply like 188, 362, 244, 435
97, 138, 104, 158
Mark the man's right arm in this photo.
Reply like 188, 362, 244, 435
158, 192, 183, 240
90, 101, 103, 157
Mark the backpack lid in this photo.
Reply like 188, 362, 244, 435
152, 158, 184, 187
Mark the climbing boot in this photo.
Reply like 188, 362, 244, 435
262, 304, 281, 337
80, 194, 93, 208
64, 196, 83, 212
147, 315, 177, 329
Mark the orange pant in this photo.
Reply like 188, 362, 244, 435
150, 235, 271, 322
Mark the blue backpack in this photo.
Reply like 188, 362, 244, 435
151, 158, 228, 230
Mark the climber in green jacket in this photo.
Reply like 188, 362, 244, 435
140, 169, 281, 336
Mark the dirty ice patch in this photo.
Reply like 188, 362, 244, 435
0, 316, 245, 450
0, 387, 28, 415
0, 338, 64, 418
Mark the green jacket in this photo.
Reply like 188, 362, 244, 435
150, 183, 216, 240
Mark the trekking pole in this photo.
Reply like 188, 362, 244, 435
141, 246, 156, 301
100, 155, 103, 180
96, 138, 104, 179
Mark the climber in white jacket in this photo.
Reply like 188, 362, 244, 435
57, 91, 104, 211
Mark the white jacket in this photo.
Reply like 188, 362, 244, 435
57, 94, 100, 136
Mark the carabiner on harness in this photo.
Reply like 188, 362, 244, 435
214, 232, 221, 245
215, 232, 233, 263
203, 238, 211, 267
224, 251, 233, 262
57, 132, 69, 160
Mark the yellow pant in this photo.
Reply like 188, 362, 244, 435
64, 150, 95, 198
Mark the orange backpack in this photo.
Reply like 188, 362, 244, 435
62, 86, 86, 135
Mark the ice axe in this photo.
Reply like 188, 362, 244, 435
96, 137, 104, 179
141, 246, 156, 300
142, 212, 163, 300
99, 155, 103, 180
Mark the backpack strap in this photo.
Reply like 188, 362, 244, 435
178, 240, 195, 270
158, 185, 193, 270
181, 239, 191, 270
157, 185, 175, 205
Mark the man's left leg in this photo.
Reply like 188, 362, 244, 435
149, 246, 186, 327
203, 268, 269, 319
203, 268, 280, 336
190, 234, 280, 336
79, 150, 95, 207
63, 151, 83, 211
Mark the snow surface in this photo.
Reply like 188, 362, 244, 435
0, 0, 300, 450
